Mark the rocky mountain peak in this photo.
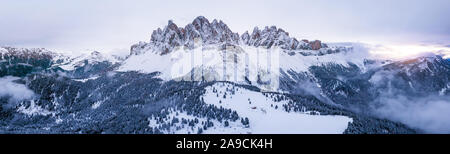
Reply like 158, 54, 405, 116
142, 16, 240, 55
244, 25, 329, 51
131, 16, 328, 55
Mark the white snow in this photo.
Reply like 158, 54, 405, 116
118, 48, 173, 80
201, 82, 353, 134
439, 84, 450, 96
73, 75, 100, 83
17, 100, 53, 116
91, 97, 109, 109
55, 51, 119, 71
278, 47, 367, 74
55, 116, 63, 124
0, 47, 7, 54
91, 101, 102, 109
118, 45, 367, 91
148, 108, 249, 134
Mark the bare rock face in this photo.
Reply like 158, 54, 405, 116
244, 26, 312, 50
130, 16, 328, 55
309, 40, 322, 50
140, 16, 240, 55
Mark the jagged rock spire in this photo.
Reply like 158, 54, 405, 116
130, 16, 327, 55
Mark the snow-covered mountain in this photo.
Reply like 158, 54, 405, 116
119, 16, 355, 92
0, 47, 55, 77
128, 16, 331, 56
1, 16, 449, 134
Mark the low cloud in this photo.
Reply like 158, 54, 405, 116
366, 63, 450, 133
371, 94, 450, 133
0, 76, 35, 108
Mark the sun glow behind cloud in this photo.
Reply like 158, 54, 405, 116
368, 44, 450, 60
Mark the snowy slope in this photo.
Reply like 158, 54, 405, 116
118, 44, 366, 91
119, 45, 279, 82
117, 16, 370, 92
148, 108, 249, 134
145, 82, 353, 134
17, 100, 54, 116
201, 82, 352, 134
55, 51, 120, 71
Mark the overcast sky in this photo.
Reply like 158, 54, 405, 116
1, 0, 449, 53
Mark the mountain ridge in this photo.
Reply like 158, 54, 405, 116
130, 16, 330, 55
1, 16, 449, 134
